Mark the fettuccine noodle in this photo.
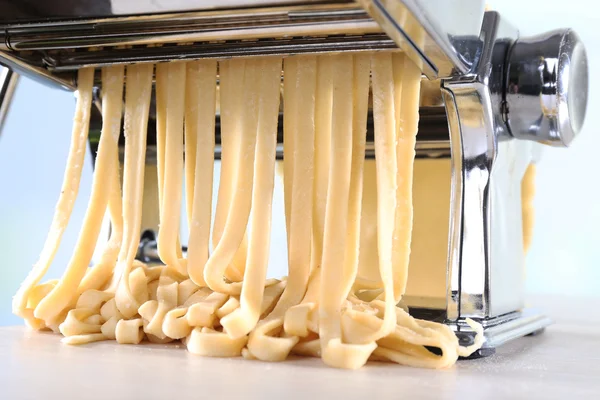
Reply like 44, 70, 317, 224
13, 54, 490, 370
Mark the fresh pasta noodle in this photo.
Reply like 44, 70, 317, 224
77, 147, 124, 294
34, 66, 124, 324
185, 60, 217, 287
246, 55, 317, 362
391, 53, 421, 300
13, 53, 491, 370
220, 57, 282, 339
78, 66, 125, 294
157, 62, 186, 276
213, 59, 249, 283
155, 64, 184, 262
319, 54, 375, 370
12, 67, 94, 330
311, 55, 333, 275
203, 58, 263, 296
114, 63, 154, 318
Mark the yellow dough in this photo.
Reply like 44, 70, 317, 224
14, 54, 492, 370
114, 63, 154, 318
34, 66, 123, 324
212, 59, 249, 283
359, 158, 451, 304
12, 68, 94, 329
220, 57, 282, 339
156, 62, 186, 276
521, 163, 536, 254
185, 60, 217, 287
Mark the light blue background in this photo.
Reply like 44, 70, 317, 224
0, 0, 598, 326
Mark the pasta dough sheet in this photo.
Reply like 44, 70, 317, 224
358, 158, 451, 304
13, 54, 494, 370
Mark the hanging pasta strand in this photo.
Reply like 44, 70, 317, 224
78, 67, 125, 294
283, 54, 335, 342
310, 55, 333, 275
246, 55, 317, 362
281, 55, 316, 309
155, 64, 183, 260
282, 57, 298, 244
346, 53, 398, 344
14, 54, 486, 369
203, 59, 262, 296
285, 56, 370, 350
12, 67, 94, 328
114, 63, 154, 318
220, 57, 282, 339
391, 53, 421, 300
156, 62, 186, 277
184, 76, 198, 229
340, 54, 370, 301
155, 63, 167, 212
34, 66, 125, 324
186, 60, 217, 287
319, 54, 376, 370
212, 59, 248, 283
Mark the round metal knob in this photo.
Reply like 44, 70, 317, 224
505, 29, 588, 147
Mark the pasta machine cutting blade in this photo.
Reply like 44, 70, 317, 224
0, 0, 588, 357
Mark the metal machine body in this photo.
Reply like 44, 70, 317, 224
0, 0, 588, 356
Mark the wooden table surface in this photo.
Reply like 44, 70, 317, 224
1, 296, 599, 400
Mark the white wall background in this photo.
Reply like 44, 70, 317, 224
0, 0, 598, 326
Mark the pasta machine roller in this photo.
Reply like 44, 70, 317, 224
0, 0, 588, 358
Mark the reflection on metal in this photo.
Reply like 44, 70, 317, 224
449, 308, 553, 354
0, 1, 485, 85
441, 88, 462, 322
506, 29, 588, 146
436, 10, 587, 350
0, 51, 74, 91
136, 230, 188, 264
359, 0, 485, 78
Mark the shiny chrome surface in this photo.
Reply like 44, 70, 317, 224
136, 231, 185, 265
477, 12, 515, 140
1, 5, 380, 51
449, 308, 553, 355
441, 12, 522, 320
440, 11, 587, 326
0, 3, 388, 86
439, 12, 519, 319
0, 0, 347, 20
358, 0, 486, 78
0, 50, 75, 90
45, 35, 396, 72
506, 29, 589, 147
440, 11, 532, 321
438, 9, 590, 339
443, 81, 497, 319
488, 139, 538, 317
442, 89, 462, 322
0, 1, 488, 82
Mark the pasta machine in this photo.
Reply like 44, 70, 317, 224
0, 0, 588, 358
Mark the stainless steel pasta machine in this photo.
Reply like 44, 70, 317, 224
0, 0, 588, 358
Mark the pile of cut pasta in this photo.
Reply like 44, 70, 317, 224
13, 53, 483, 369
